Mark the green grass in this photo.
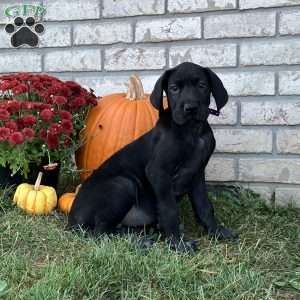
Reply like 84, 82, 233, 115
0, 185, 299, 300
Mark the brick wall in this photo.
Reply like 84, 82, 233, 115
0, 0, 300, 207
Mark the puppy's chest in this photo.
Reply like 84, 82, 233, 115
170, 138, 203, 174
177, 132, 203, 159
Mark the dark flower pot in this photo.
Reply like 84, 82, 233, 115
0, 160, 60, 189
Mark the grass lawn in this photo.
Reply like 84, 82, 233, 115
0, 185, 299, 299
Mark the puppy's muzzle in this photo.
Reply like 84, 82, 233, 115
183, 103, 198, 114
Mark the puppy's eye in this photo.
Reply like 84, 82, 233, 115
169, 85, 180, 93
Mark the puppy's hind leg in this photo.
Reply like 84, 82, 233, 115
91, 176, 137, 236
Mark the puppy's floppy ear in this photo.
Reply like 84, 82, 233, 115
205, 68, 228, 111
150, 70, 170, 110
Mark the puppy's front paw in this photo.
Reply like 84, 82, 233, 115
138, 237, 156, 249
208, 225, 238, 241
168, 238, 198, 254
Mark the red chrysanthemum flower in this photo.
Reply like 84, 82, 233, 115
87, 97, 98, 106
53, 95, 67, 105
22, 115, 36, 127
22, 128, 35, 142
48, 123, 62, 136
64, 136, 71, 147
17, 73, 30, 81
0, 109, 10, 121
21, 101, 34, 110
65, 81, 80, 89
40, 103, 52, 110
40, 109, 54, 121
47, 134, 59, 150
32, 102, 42, 110
58, 110, 72, 120
39, 128, 47, 140
29, 75, 41, 82
60, 86, 72, 97
0, 79, 19, 90
0, 102, 7, 110
70, 97, 86, 110
0, 127, 10, 141
12, 83, 28, 95
5, 121, 18, 132
39, 91, 51, 100
32, 81, 43, 91
16, 118, 25, 130
6, 100, 21, 113
8, 131, 24, 145
61, 119, 73, 134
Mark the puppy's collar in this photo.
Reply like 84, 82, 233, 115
208, 108, 220, 116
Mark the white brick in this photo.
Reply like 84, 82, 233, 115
246, 185, 273, 203
102, 0, 165, 17
139, 75, 161, 94
218, 72, 275, 96
280, 10, 300, 35
169, 44, 237, 68
44, 0, 100, 21
0, 29, 11, 48
240, 0, 300, 9
241, 101, 300, 125
275, 188, 300, 208
241, 40, 300, 66
239, 184, 273, 204
206, 157, 236, 181
0, 51, 41, 72
209, 101, 237, 125
204, 12, 275, 39
52, 74, 74, 82
75, 75, 159, 97
105, 47, 166, 71
277, 130, 300, 154
279, 71, 300, 95
39, 23, 71, 48
136, 17, 201, 43
214, 129, 272, 153
168, 0, 236, 13
239, 159, 300, 184
44, 49, 101, 72
74, 21, 132, 45
75, 76, 128, 97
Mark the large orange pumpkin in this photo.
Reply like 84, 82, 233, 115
76, 75, 159, 181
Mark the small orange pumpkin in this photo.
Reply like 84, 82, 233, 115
58, 185, 81, 214
76, 75, 159, 181
58, 193, 75, 215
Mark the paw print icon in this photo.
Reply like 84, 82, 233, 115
5, 17, 44, 48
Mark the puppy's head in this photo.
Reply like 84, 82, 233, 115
150, 62, 228, 125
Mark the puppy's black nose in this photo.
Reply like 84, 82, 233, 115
184, 103, 198, 113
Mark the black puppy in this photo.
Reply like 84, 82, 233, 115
68, 62, 237, 251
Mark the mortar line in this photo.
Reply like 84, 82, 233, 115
164, 0, 168, 14
99, 0, 102, 19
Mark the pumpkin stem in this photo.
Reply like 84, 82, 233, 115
126, 75, 145, 100
34, 172, 43, 191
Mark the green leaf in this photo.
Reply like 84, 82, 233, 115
289, 279, 300, 291
0, 280, 8, 296
274, 280, 288, 288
